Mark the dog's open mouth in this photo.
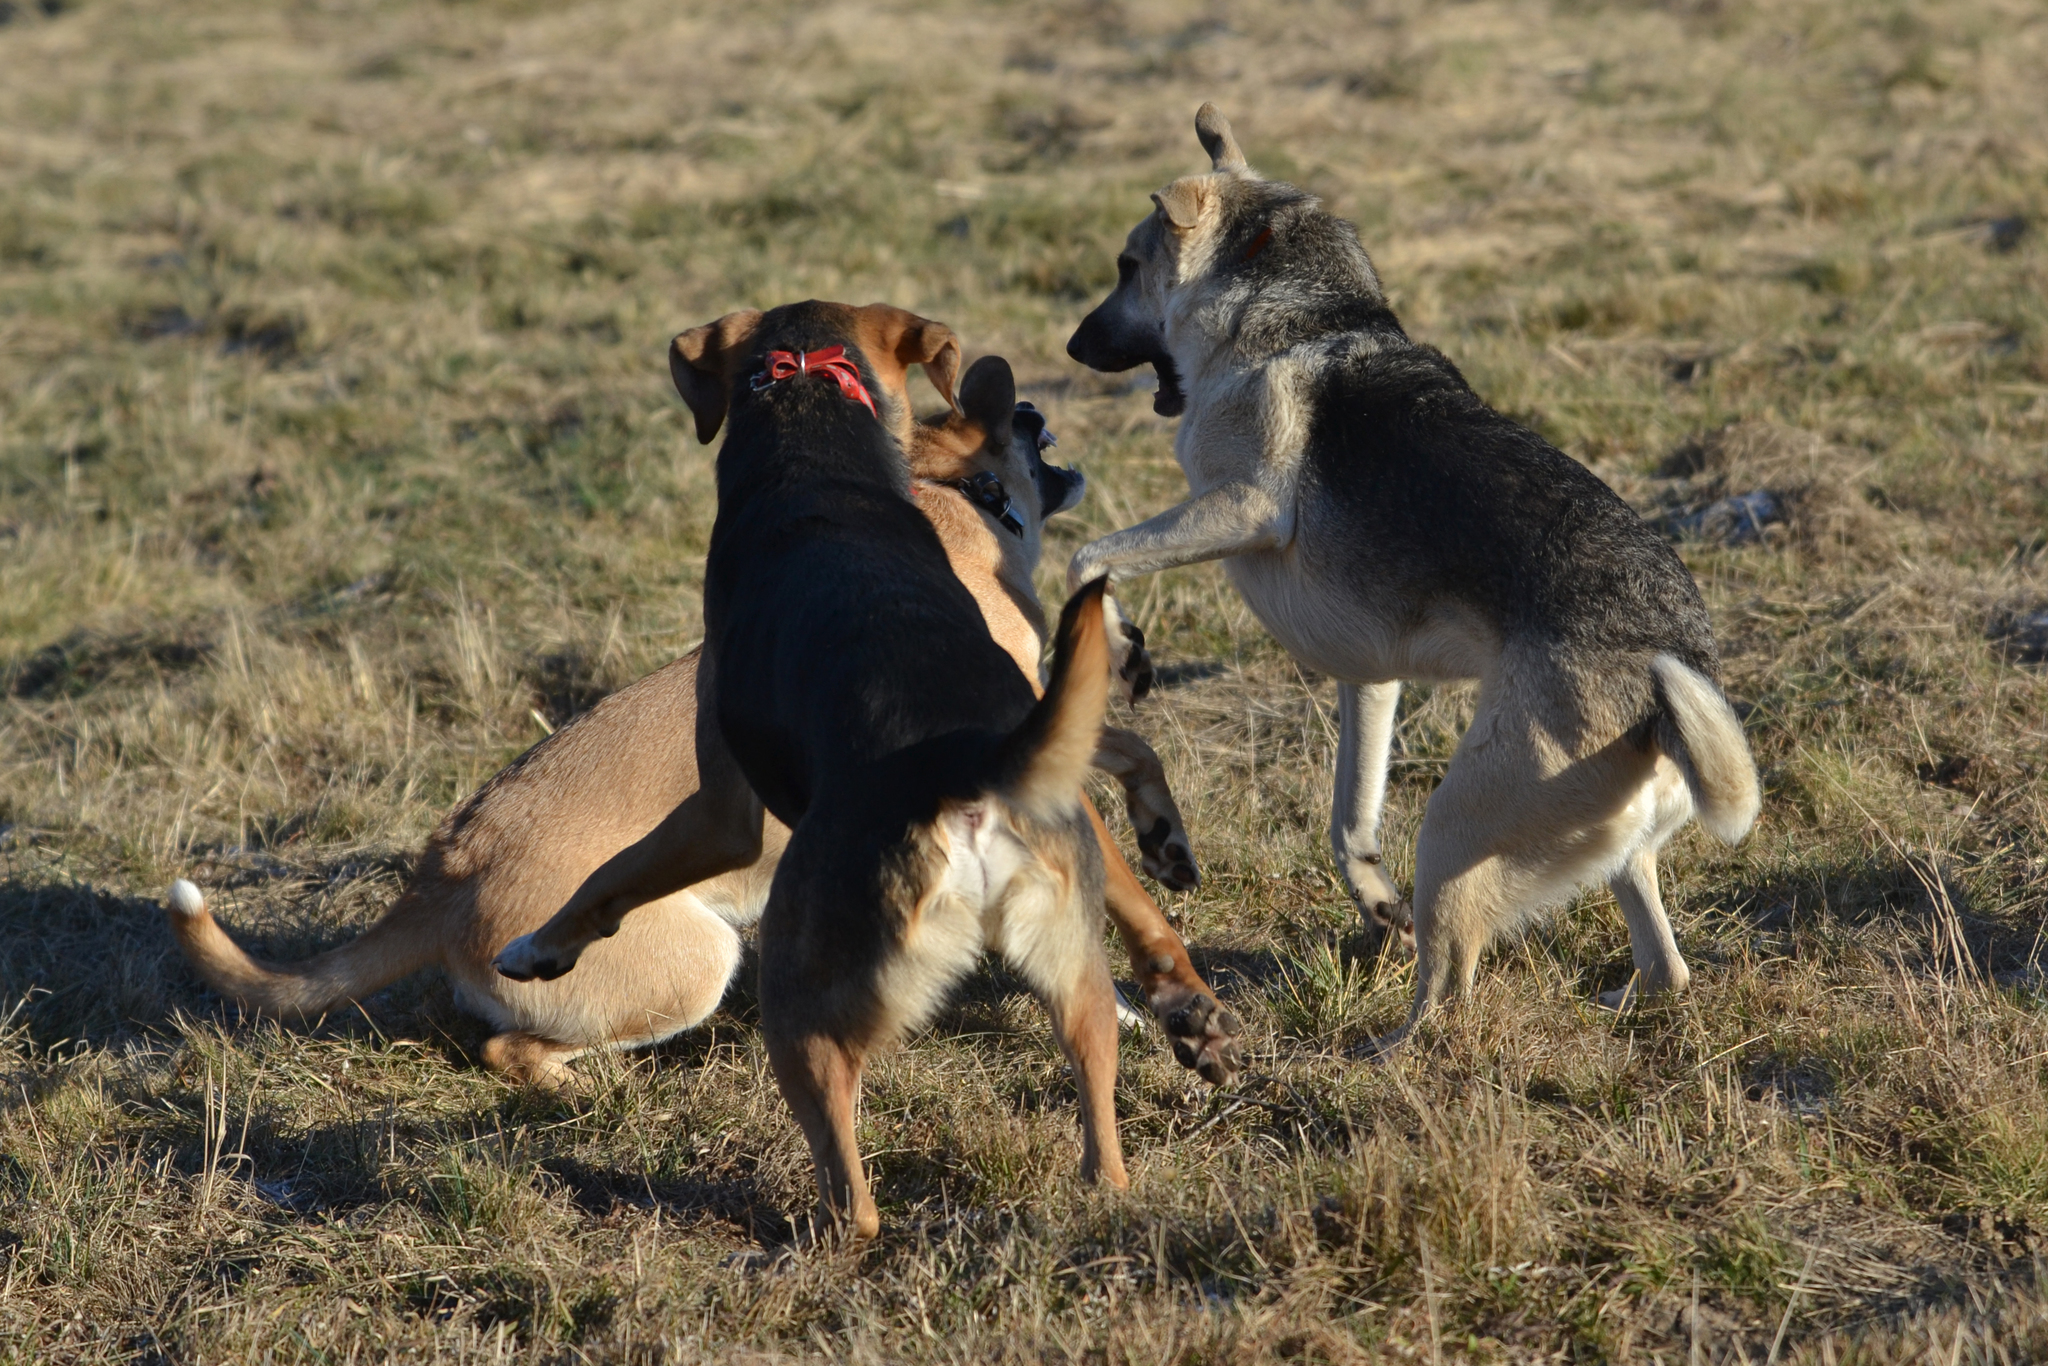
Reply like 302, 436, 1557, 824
1152, 355, 1186, 418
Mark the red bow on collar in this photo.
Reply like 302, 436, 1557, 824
750, 345, 878, 421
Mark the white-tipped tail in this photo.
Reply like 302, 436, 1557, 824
168, 878, 206, 919
162, 876, 438, 1018
1650, 654, 1761, 844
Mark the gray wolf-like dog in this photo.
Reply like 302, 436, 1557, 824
1064, 104, 1760, 1050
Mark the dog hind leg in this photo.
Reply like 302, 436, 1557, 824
1331, 681, 1407, 939
1370, 693, 1613, 1053
480, 1032, 583, 1090
1375, 829, 1505, 1054
1041, 956, 1128, 1189
1600, 847, 1691, 1009
1001, 933, 1127, 1189
990, 853, 1128, 1190
1375, 688, 1673, 1051
766, 1030, 878, 1240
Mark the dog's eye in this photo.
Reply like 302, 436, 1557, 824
1116, 256, 1138, 284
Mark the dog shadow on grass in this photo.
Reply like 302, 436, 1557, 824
0, 865, 500, 1105
1683, 855, 2035, 984
538, 1154, 788, 1244
0, 872, 195, 1049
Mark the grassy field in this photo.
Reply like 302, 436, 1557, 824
4, 0, 2048, 1358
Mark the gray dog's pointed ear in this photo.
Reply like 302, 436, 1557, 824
1194, 102, 1247, 173
1151, 179, 1212, 234
669, 308, 763, 444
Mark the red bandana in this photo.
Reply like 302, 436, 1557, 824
750, 345, 879, 421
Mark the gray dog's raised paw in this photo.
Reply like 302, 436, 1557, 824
1369, 900, 1415, 953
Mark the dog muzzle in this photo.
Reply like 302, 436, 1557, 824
750, 345, 878, 422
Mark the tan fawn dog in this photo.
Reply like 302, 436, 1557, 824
168, 316, 1242, 1095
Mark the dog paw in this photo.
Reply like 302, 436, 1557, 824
1153, 985, 1244, 1086
1371, 900, 1416, 953
1596, 980, 1641, 1013
1360, 1024, 1414, 1060
1136, 816, 1200, 891
493, 934, 577, 983
1101, 595, 1154, 704
1597, 967, 1686, 1012
1341, 857, 1413, 949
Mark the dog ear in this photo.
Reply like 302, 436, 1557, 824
957, 355, 1017, 450
669, 308, 763, 444
1194, 102, 1247, 174
854, 305, 963, 413
1151, 179, 1212, 234
900, 316, 962, 411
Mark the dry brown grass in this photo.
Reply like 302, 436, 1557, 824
4, 0, 2048, 1359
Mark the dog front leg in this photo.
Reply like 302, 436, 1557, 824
1083, 797, 1242, 1086
1066, 480, 1290, 592
1069, 482, 1288, 701
495, 674, 764, 983
1092, 726, 1197, 889
492, 786, 763, 982
1332, 681, 1410, 942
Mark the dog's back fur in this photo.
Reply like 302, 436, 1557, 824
707, 366, 1045, 828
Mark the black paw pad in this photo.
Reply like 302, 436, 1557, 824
1162, 994, 1245, 1086
1120, 623, 1154, 701
1138, 820, 1198, 891
1199, 1037, 1245, 1086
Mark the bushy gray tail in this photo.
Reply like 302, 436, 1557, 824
165, 879, 439, 1019
1650, 655, 1761, 844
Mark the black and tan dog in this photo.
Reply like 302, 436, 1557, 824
1064, 107, 1761, 1051
167, 311, 1241, 1096
496, 301, 1137, 1236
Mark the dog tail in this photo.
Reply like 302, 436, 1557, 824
1649, 654, 1761, 845
165, 878, 440, 1019
988, 577, 1113, 822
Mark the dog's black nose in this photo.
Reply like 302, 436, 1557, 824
1065, 311, 1104, 366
